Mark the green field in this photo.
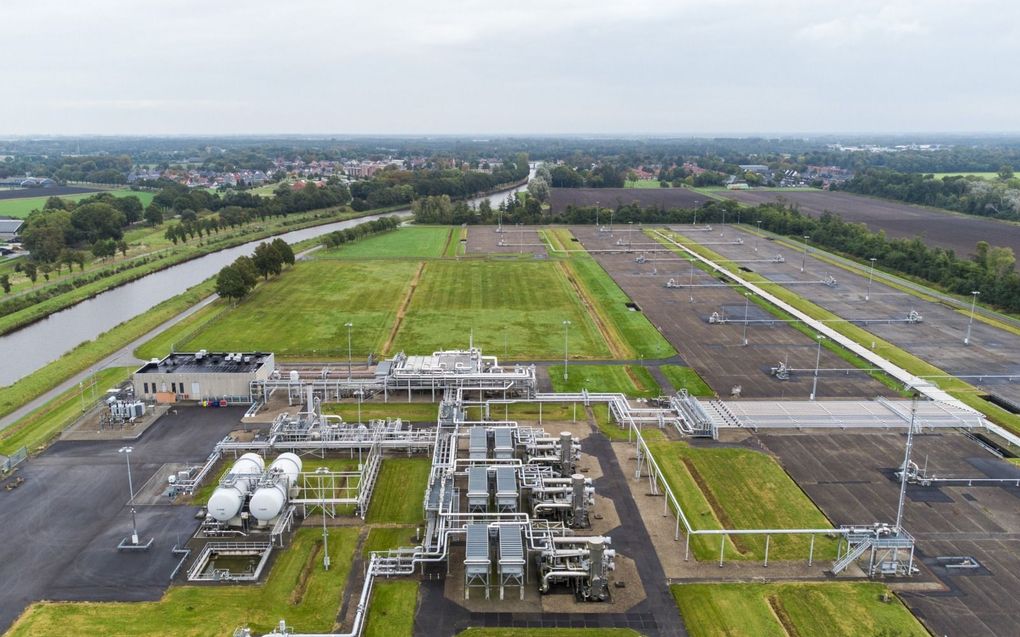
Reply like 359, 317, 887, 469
661, 365, 714, 397
0, 367, 132, 456
364, 526, 419, 556
317, 226, 452, 259
647, 441, 835, 561
0, 189, 155, 218
394, 260, 612, 360
5, 528, 359, 637
366, 458, 430, 524
564, 253, 676, 359
671, 582, 928, 637
930, 171, 1004, 180
364, 581, 419, 637
182, 260, 417, 357
624, 179, 666, 188
549, 364, 660, 398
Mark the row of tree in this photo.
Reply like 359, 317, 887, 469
320, 216, 401, 249
837, 168, 1020, 220
214, 238, 295, 302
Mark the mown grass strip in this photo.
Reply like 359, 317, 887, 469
366, 458, 430, 524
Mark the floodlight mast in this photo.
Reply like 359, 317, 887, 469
964, 291, 980, 345
562, 320, 571, 380
809, 335, 824, 400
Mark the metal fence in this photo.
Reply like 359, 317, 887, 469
1, 447, 27, 474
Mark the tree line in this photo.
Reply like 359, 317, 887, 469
836, 168, 1020, 221
214, 238, 295, 303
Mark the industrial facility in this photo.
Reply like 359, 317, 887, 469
133, 351, 276, 403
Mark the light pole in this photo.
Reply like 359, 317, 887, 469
866, 258, 877, 302
741, 292, 751, 346
628, 221, 634, 249
964, 290, 980, 345
755, 220, 762, 252
519, 223, 523, 254
345, 322, 353, 382
688, 258, 695, 303
801, 235, 810, 273
810, 335, 824, 401
562, 320, 571, 380
118, 446, 135, 501
595, 200, 600, 228
609, 209, 614, 234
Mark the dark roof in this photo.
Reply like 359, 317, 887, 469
136, 352, 271, 375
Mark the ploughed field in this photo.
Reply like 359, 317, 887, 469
549, 187, 711, 214
719, 189, 1020, 262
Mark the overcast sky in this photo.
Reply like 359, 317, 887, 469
1, 0, 1017, 136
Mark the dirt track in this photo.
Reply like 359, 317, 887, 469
719, 189, 1020, 261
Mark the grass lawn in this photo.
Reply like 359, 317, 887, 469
364, 526, 419, 556
364, 581, 419, 637
0, 367, 132, 456
322, 401, 439, 423
661, 365, 714, 397
5, 528, 359, 637
134, 300, 227, 360
929, 171, 1003, 180
564, 254, 676, 359
0, 189, 155, 218
464, 402, 575, 423
317, 226, 452, 259
549, 364, 660, 398
366, 458, 430, 524
647, 441, 835, 561
671, 582, 929, 637
394, 260, 612, 360
183, 260, 417, 357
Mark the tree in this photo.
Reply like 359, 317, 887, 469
24, 261, 37, 286
527, 177, 551, 203
144, 203, 163, 226
999, 164, 1015, 180
113, 196, 143, 223
0, 274, 10, 294
40, 263, 51, 281
69, 202, 126, 244
91, 238, 117, 260
72, 250, 87, 271
117, 239, 129, 257
271, 238, 295, 266
253, 241, 283, 279
215, 265, 253, 303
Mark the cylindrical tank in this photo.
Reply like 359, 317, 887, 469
269, 453, 302, 488
249, 482, 288, 522
207, 453, 266, 522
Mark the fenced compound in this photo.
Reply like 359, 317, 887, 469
1, 447, 27, 474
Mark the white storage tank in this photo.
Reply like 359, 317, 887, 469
249, 453, 303, 523
208, 453, 265, 522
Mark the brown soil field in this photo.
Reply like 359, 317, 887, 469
0, 185, 102, 201
719, 189, 1020, 261
550, 187, 710, 214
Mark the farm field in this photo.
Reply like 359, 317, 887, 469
549, 187, 711, 214
671, 582, 928, 637
624, 179, 665, 188
316, 226, 452, 259
393, 260, 612, 360
4, 528, 360, 637
929, 171, 1003, 179
0, 189, 154, 218
646, 440, 836, 561
181, 260, 417, 357
718, 188, 1020, 263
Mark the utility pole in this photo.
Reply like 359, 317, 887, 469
866, 258, 877, 302
345, 322, 353, 382
562, 320, 571, 380
964, 290, 980, 345
688, 258, 695, 303
595, 200, 599, 228
810, 335, 824, 401
755, 220, 762, 252
801, 236, 810, 273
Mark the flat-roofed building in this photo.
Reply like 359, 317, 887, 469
133, 351, 275, 403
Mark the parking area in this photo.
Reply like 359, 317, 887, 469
0, 407, 244, 632
569, 225, 895, 399
698, 225, 1020, 407
757, 430, 1020, 637
465, 225, 548, 257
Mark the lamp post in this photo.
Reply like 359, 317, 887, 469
609, 209, 614, 234
345, 322, 353, 382
866, 258, 877, 302
519, 223, 523, 254
755, 220, 762, 252
810, 335, 824, 401
628, 221, 634, 249
741, 292, 751, 346
801, 236, 810, 273
688, 258, 695, 303
964, 290, 980, 345
118, 446, 135, 501
562, 320, 571, 380
595, 200, 600, 229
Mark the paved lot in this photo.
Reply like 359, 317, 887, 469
0, 407, 243, 632
698, 225, 1020, 407
569, 225, 895, 399
758, 430, 1020, 637
465, 225, 548, 257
